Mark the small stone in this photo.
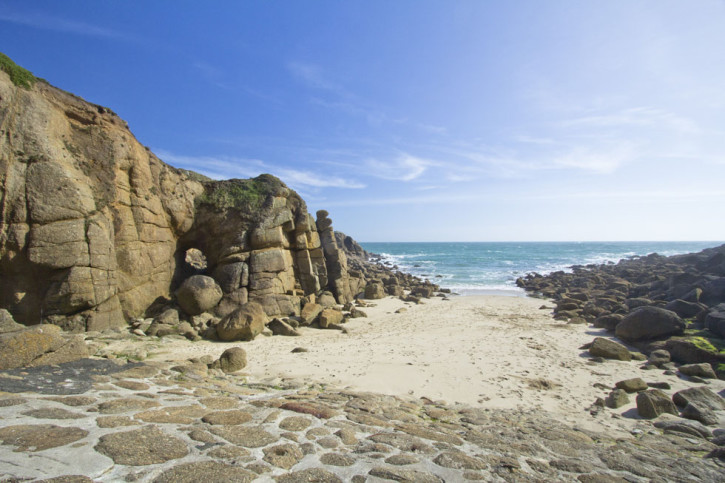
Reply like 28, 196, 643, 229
317, 436, 340, 449
188, 429, 218, 443
94, 425, 188, 465
209, 347, 247, 373
648, 349, 671, 367
320, 452, 356, 466
369, 466, 442, 483
291, 347, 308, 353
153, 461, 255, 482
22, 408, 86, 419
276, 468, 342, 483
335, 428, 358, 445
385, 454, 419, 465
434, 451, 486, 470
210, 426, 278, 448
263, 443, 303, 469
647, 382, 671, 390
96, 416, 140, 428
97, 398, 161, 414
0, 424, 88, 452
202, 410, 253, 425
114, 380, 150, 391
206, 445, 251, 460
279, 416, 312, 431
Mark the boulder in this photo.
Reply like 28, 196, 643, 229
653, 419, 713, 439
589, 337, 631, 361
215, 302, 267, 341
636, 389, 678, 419
605, 389, 629, 409
364, 281, 385, 300
268, 318, 300, 336
647, 349, 671, 367
664, 299, 706, 319
679, 363, 718, 379
209, 347, 247, 373
615, 378, 648, 393
184, 248, 208, 271
319, 308, 343, 328
176, 275, 223, 316
704, 308, 725, 338
592, 314, 622, 331
681, 402, 719, 426
672, 387, 725, 411
411, 286, 435, 298
300, 302, 323, 325
317, 291, 338, 308
0, 325, 88, 370
615, 306, 684, 341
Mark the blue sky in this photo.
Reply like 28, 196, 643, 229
2, 1, 724, 242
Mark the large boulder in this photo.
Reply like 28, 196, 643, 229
364, 280, 385, 300
0, 324, 88, 370
636, 389, 678, 419
300, 302, 323, 325
209, 347, 247, 373
672, 387, 725, 411
215, 302, 267, 341
589, 337, 631, 361
615, 306, 684, 341
319, 308, 343, 328
704, 306, 725, 338
176, 275, 223, 316
664, 299, 706, 319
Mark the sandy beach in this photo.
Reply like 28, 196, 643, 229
103, 294, 725, 436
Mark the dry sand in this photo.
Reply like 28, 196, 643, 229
120, 294, 725, 435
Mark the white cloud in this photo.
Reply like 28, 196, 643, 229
364, 153, 434, 181
155, 150, 365, 190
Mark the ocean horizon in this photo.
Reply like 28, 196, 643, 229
359, 241, 723, 296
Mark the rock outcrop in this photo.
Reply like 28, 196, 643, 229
0, 58, 379, 333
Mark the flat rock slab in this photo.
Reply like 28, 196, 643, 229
22, 407, 87, 419
0, 359, 140, 394
0, 424, 88, 452
94, 425, 188, 465
152, 461, 256, 483
210, 426, 279, 448
201, 409, 253, 425
97, 397, 161, 414
276, 468, 342, 483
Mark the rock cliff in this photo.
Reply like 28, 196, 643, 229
0, 58, 365, 332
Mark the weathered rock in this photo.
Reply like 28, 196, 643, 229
0, 424, 88, 451
94, 426, 188, 465
605, 389, 630, 409
263, 443, 303, 469
268, 318, 300, 336
648, 349, 671, 367
176, 275, 223, 316
364, 280, 385, 300
679, 363, 718, 379
589, 337, 631, 361
202, 410, 253, 425
681, 402, 719, 426
300, 302, 323, 325
592, 314, 622, 331
319, 308, 343, 328
0, 309, 24, 333
672, 387, 725, 411
368, 466, 442, 483
209, 347, 247, 373
0, 324, 88, 370
614, 307, 684, 341
210, 426, 278, 448
615, 378, 648, 393
664, 299, 705, 318
705, 308, 725, 338
276, 468, 342, 483
636, 389, 678, 419
216, 302, 267, 341
653, 419, 713, 439
153, 461, 255, 483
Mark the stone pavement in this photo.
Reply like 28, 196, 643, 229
0, 358, 723, 482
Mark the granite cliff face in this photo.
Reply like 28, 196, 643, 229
0, 65, 363, 332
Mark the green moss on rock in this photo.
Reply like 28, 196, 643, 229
197, 174, 285, 212
0, 52, 36, 89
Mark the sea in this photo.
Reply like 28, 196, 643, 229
359, 241, 723, 297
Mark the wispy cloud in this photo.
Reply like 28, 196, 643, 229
287, 61, 347, 95
561, 107, 700, 133
364, 153, 434, 182
0, 10, 136, 41
155, 150, 365, 190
